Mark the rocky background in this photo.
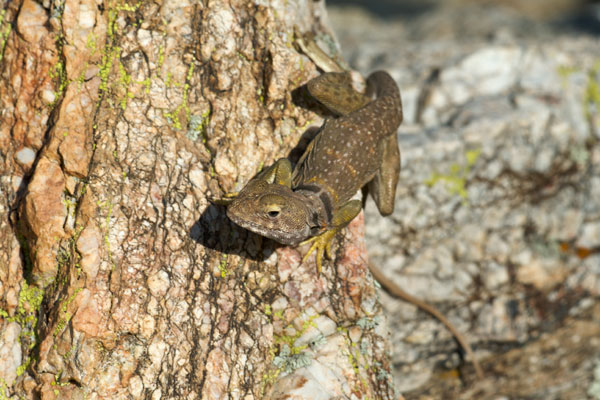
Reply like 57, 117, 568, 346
328, 0, 600, 398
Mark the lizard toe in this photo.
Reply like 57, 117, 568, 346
300, 229, 339, 275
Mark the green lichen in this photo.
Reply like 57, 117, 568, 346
356, 315, 380, 330
257, 86, 265, 104
187, 110, 211, 145
274, 314, 318, 355
584, 61, 600, 119
98, 2, 142, 100
44, 1, 70, 108
6, 282, 44, 343
158, 43, 165, 73
118, 61, 134, 110
0, 9, 11, 64
272, 344, 311, 373
217, 254, 229, 278
164, 63, 195, 130
50, 371, 70, 397
138, 77, 151, 94
76, 33, 98, 91
86, 31, 97, 54
98, 45, 121, 94
0, 379, 7, 400
0, 282, 44, 382
115, 1, 141, 12
426, 148, 481, 202
261, 314, 320, 393
340, 327, 371, 395
49, 60, 68, 107
557, 65, 578, 86
557, 61, 600, 121
53, 288, 82, 338
164, 72, 176, 88
15, 357, 31, 377
62, 191, 77, 218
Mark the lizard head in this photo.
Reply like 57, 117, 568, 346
227, 179, 317, 245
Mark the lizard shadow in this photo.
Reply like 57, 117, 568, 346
190, 203, 280, 262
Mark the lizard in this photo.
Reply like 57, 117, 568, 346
227, 41, 402, 273
224, 31, 484, 379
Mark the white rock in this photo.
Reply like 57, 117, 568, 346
577, 223, 600, 249
147, 270, 170, 297
15, 147, 36, 166
0, 322, 22, 386
483, 261, 509, 290
442, 47, 521, 104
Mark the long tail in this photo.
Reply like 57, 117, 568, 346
368, 261, 485, 379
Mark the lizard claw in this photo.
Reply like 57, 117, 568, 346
300, 228, 339, 275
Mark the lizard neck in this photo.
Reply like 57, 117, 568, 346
295, 184, 335, 229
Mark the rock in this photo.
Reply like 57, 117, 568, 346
15, 147, 36, 167
16, 0, 48, 44
330, 2, 600, 394
23, 157, 67, 283
0, 322, 22, 387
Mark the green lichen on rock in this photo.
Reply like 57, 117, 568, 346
164, 63, 195, 130
0, 9, 11, 64
0, 282, 44, 382
98, 2, 142, 106
187, 109, 211, 144
557, 61, 600, 120
261, 313, 320, 392
425, 148, 481, 201
53, 288, 82, 338
6, 283, 44, 344
584, 61, 600, 119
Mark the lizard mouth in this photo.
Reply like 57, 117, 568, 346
226, 212, 308, 245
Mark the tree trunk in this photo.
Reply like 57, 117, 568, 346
0, 1, 395, 398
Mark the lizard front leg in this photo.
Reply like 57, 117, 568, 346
256, 158, 294, 187
301, 199, 362, 274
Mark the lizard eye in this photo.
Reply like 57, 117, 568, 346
266, 205, 281, 218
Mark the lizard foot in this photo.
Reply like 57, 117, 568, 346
300, 228, 339, 275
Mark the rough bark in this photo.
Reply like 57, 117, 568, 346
0, 1, 395, 399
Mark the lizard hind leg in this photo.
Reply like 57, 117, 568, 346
300, 199, 362, 274
368, 134, 400, 216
